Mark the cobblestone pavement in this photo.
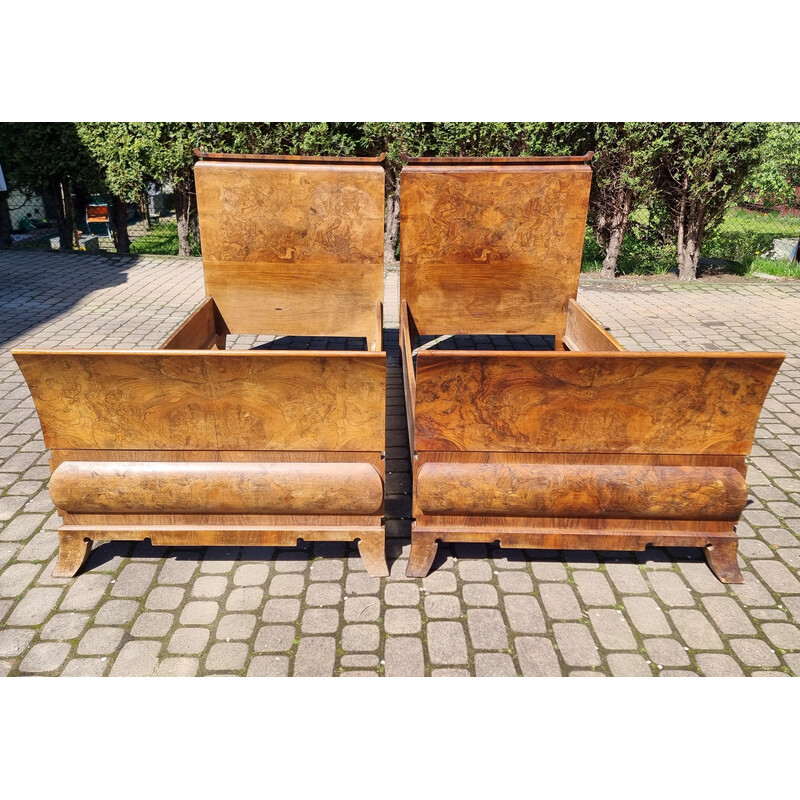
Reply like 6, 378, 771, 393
1, 250, 799, 677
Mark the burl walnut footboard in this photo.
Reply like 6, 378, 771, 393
13, 153, 390, 578
399, 155, 784, 581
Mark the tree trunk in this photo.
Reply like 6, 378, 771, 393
600, 188, 634, 279
383, 169, 400, 265
676, 197, 705, 281
111, 195, 130, 254
174, 182, 192, 257
50, 175, 74, 251
0, 191, 12, 248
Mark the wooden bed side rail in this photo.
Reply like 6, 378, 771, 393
563, 299, 624, 352
400, 300, 418, 453
160, 297, 229, 350
13, 350, 385, 452
414, 351, 784, 454
194, 157, 385, 349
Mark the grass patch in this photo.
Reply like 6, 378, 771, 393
748, 257, 800, 278
130, 221, 200, 256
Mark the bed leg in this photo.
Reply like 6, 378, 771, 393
358, 533, 389, 578
406, 533, 439, 578
52, 531, 93, 578
705, 541, 744, 584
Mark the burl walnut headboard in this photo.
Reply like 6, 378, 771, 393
400, 154, 593, 337
194, 151, 386, 350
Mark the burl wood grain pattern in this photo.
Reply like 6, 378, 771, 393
416, 463, 747, 520
414, 352, 783, 455
400, 156, 592, 336
195, 156, 385, 350
14, 351, 385, 452
50, 461, 383, 515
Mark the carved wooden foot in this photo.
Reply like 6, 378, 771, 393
406, 534, 439, 578
358, 534, 389, 578
705, 541, 744, 584
52, 531, 93, 578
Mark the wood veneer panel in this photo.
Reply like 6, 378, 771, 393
400, 160, 591, 335
416, 462, 746, 520
563, 299, 623, 352
14, 351, 385, 452
51, 461, 383, 515
414, 351, 783, 455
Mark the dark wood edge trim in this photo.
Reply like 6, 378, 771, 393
12, 348, 387, 359
400, 152, 594, 165
414, 349, 786, 362
194, 148, 386, 165
563, 299, 625, 352
400, 300, 418, 454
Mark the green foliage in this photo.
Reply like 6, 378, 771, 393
741, 122, 800, 207
703, 208, 800, 267
748, 256, 800, 278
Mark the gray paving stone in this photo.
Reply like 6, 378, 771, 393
226, 587, 264, 611
678, 561, 728, 594
41, 611, 89, 640
191, 575, 228, 598
607, 654, 654, 677
156, 657, 199, 677
384, 638, 425, 677
309, 560, 344, 581
574, 571, 616, 606
424, 594, 462, 619
157, 557, 198, 585
427, 621, 468, 665
553, 623, 600, 667
431, 668, 471, 677
385, 608, 422, 635
701, 596, 756, 635
254, 625, 295, 653
0, 496, 27, 522
497, 572, 533, 594
248, 655, 290, 676
530, 561, 568, 581
17, 641, 68, 673
540, 584, 582, 620
751, 560, 800, 594
268, 574, 305, 597
61, 574, 111, 611
457, 560, 493, 582
262, 599, 301, 623
644, 638, 690, 667
131, 612, 174, 638
696, 653, 745, 677
587, 609, 637, 650
0, 513, 45, 540
112, 564, 156, 597
649, 571, 695, 607
731, 572, 776, 606
730, 638, 779, 667
7, 586, 62, 625
341, 654, 379, 668
305, 582, 342, 607
61, 658, 107, 677
623, 596, 671, 635
0, 562, 41, 597
169, 628, 210, 655
145, 586, 185, 611
475, 653, 517, 676
761, 622, 800, 649
0, 628, 35, 657
216, 614, 257, 641
659, 670, 700, 677
669, 609, 724, 649
293, 637, 335, 676
275, 552, 309, 573
301, 608, 340, 634
342, 624, 380, 652
78, 627, 124, 655
206, 642, 248, 671
180, 601, 219, 625
234, 564, 269, 586
783, 596, 800, 622
784, 653, 800, 676
343, 595, 379, 622
750, 670, 790, 677
345, 572, 380, 595
95, 599, 138, 625
384, 583, 419, 606
605, 562, 648, 594
468, 609, 509, 649
200, 550, 238, 573
503, 595, 546, 634
463, 583, 499, 607
491, 551, 527, 570
569, 670, 606, 677
422, 571, 457, 593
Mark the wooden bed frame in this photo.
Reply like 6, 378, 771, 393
14, 152, 389, 578
399, 154, 784, 582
